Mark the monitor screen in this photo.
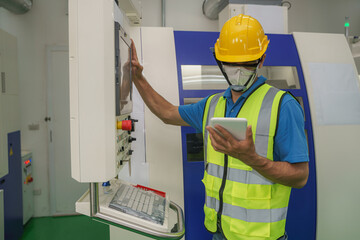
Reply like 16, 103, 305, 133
115, 22, 132, 116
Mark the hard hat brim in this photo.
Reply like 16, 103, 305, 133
214, 40, 269, 63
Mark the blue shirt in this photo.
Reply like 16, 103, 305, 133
178, 76, 309, 164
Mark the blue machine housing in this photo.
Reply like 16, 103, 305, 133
174, 31, 317, 240
0, 131, 23, 240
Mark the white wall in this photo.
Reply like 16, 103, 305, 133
141, 0, 218, 31
0, 0, 359, 218
287, 0, 360, 36
141, 0, 360, 36
0, 0, 68, 217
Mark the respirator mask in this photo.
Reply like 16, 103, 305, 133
221, 57, 263, 92
222, 64, 259, 92
211, 47, 263, 92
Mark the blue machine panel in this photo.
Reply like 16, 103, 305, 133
174, 31, 317, 240
0, 131, 23, 240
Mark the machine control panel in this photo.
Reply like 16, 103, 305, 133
69, 0, 138, 182
114, 19, 136, 173
21, 151, 34, 225
116, 116, 137, 171
23, 157, 33, 184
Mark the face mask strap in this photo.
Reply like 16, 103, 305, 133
210, 48, 233, 86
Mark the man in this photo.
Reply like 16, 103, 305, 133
131, 14, 309, 240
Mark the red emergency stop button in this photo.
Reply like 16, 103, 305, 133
117, 119, 138, 131
117, 120, 133, 131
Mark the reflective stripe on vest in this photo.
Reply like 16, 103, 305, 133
206, 195, 288, 223
206, 162, 272, 185
203, 93, 224, 167
255, 87, 281, 158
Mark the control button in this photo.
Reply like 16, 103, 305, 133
117, 119, 138, 131
117, 120, 131, 130
128, 137, 136, 143
128, 150, 134, 155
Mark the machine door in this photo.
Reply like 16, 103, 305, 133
174, 31, 317, 240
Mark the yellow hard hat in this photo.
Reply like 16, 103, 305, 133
214, 14, 269, 63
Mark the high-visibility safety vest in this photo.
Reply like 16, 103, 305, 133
201, 83, 292, 240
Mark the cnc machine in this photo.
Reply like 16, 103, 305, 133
69, 1, 185, 239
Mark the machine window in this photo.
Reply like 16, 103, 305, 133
181, 65, 227, 90
181, 65, 301, 90
259, 66, 300, 89
183, 98, 204, 105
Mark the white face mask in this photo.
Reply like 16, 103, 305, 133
222, 65, 258, 92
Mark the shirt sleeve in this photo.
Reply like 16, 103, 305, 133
178, 96, 209, 133
274, 94, 309, 163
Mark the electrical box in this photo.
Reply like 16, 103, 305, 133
69, 0, 134, 183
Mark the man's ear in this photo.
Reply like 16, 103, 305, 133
259, 54, 266, 68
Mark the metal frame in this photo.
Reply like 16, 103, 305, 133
89, 183, 185, 239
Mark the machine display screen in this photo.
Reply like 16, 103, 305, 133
115, 22, 132, 116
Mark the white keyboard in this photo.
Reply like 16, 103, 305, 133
109, 182, 166, 225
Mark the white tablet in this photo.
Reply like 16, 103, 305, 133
209, 117, 248, 141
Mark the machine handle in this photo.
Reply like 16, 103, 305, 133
169, 201, 185, 236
